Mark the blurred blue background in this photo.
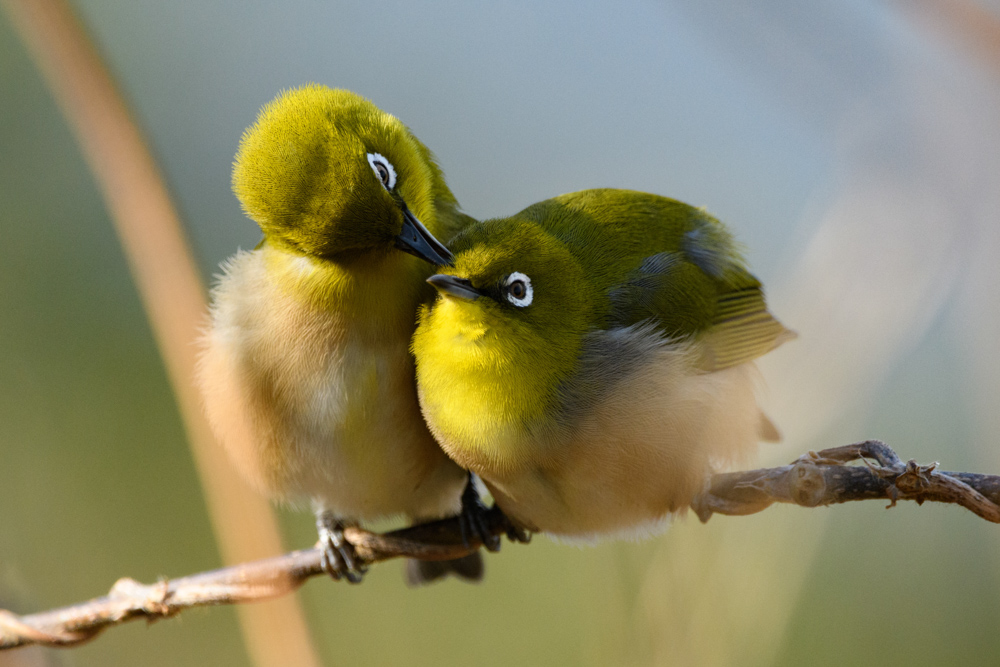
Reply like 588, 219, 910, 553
2, 1, 1000, 665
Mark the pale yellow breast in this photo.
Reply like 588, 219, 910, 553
198, 248, 466, 520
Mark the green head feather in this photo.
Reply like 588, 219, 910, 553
232, 85, 458, 259
446, 215, 592, 358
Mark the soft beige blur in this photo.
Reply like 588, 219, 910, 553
0, 1, 320, 665
632, 8, 1000, 664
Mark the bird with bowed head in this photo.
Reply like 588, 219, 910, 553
198, 85, 492, 584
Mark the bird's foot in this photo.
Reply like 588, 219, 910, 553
315, 512, 367, 584
459, 473, 502, 552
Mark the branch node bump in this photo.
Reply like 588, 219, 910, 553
788, 459, 827, 507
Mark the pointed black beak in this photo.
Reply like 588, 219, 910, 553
427, 274, 483, 301
393, 202, 454, 266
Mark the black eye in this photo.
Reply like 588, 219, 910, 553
503, 272, 533, 307
366, 152, 397, 190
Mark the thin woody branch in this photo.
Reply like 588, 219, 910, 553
693, 440, 1000, 523
0, 511, 511, 651
3, 440, 998, 651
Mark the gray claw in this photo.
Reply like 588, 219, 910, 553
316, 512, 367, 584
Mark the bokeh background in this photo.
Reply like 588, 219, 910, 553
2, 1, 1000, 665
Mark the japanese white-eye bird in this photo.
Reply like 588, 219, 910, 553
197, 85, 492, 584
413, 189, 794, 539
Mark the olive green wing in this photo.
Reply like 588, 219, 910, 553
608, 231, 794, 372
697, 279, 795, 371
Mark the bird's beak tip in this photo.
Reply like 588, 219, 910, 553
393, 203, 454, 266
427, 274, 481, 301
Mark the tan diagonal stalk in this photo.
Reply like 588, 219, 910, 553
0, 1, 321, 665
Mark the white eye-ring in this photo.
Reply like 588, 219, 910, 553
504, 272, 533, 307
367, 152, 396, 190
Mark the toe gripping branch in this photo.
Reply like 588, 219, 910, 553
312, 476, 529, 586
316, 511, 368, 584
692, 440, 1000, 524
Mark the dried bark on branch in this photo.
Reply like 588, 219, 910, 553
2, 440, 998, 651
694, 440, 1000, 523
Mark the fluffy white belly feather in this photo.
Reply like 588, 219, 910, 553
481, 342, 764, 539
198, 249, 465, 521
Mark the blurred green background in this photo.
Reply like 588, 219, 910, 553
2, 1, 1000, 665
